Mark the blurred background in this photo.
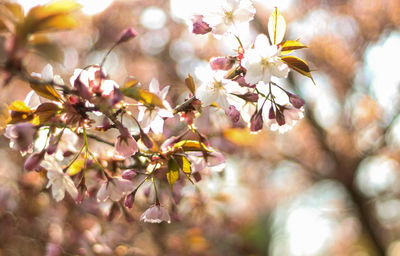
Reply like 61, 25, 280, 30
1, 0, 400, 255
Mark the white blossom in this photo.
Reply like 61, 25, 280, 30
195, 67, 247, 111
140, 205, 171, 224
241, 34, 289, 85
203, 0, 255, 36
41, 157, 78, 202
138, 78, 173, 135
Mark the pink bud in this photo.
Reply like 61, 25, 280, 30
124, 190, 137, 209
24, 152, 44, 171
118, 27, 137, 43
46, 136, 58, 154
287, 92, 305, 109
121, 169, 137, 180
235, 92, 259, 102
250, 109, 263, 132
140, 129, 153, 149
193, 172, 202, 182
234, 75, 256, 88
225, 105, 240, 123
268, 105, 275, 119
192, 15, 212, 35
276, 110, 285, 126
75, 184, 87, 204
209, 57, 235, 71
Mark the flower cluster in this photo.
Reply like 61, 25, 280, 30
1, 1, 313, 224
192, 3, 314, 133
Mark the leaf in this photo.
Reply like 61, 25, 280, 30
175, 155, 194, 184
125, 76, 140, 88
185, 74, 196, 94
268, 7, 286, 45
66, 158, 85, 176
167, 158, 180, 189
8, 101, 34, 124
172, 140, 211, 152
0, 103, 10, 131
33, 14, 78, 33
120, 87, 164, 108
4, 3, 24, 23
32, 102, 60, 125
281, 56, 315, 84
9, 100, 31, 112
22, 0, 80, 35
280, 40, 308, 55
29, 34, 64, 62
30, 83, 62, 101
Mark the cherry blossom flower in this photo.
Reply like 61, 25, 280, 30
266, 105, 304, 133
24, 151, 44, 171
137, 78, 173, 135
241, 34, 289, 85
115, 127, 138, 158
140, 204, 171, 224
5, 123, 36, 154
203, 0, 255, 36
41, 157, 78, 202
195, 67, 247, 111
97, 177, 135, 202
192, 15, 212, 34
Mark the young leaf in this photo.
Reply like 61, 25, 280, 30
120, 87, 164, 108
3, 3, 24, 23
185, 74, 196, 94
175, 155, 194, 184
281, 56, 315, 84
32, 102, 59, 125
172, 140, 211, 152
66, 158, 85, 176
29, 35, 64, 62
30, 83, 62, 101
167, 158, 180, 189
8, 101, 34, 124
268, 7, 286, 45
9, 100, 31, 113
280, 40, 308, 55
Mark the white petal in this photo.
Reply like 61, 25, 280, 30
149, 78, 160, 93
41, 64, 53, 81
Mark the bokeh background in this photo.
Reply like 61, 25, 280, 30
1, 0, 400, 255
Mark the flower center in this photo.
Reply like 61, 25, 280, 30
224, 10, 234, 23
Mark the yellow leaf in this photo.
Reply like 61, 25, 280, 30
124, 76, 139, 88
66, 158, 85, 176
175, 155, 194, 184
167, 158, 180, 189
280, 40, 308, 55
22, 0, 80, 35
9, 100, 31, 112
121, 87, 164, 108
185, 74, 196, 94
172, 140, 211, 152
268, 7, 286, 45
30, 83, 62, 101
4, 3, 24, 23
0, 103, 11, 132
281, 56, 315, 84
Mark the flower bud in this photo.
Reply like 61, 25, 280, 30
287, 92, 305, 109
235, 92, 259, 102
250, 109, 263, 132
192, 15, 212, 35
276, 110, 286, 126
140, 129, 153, 149
121, 169, 137, 180
124, 189, 137, 209
225, 105, 240, 123
268, 105, 275, 119
118, 27, 137, 43
193, 172, 202, 182
24, 151, 44, 171
75, 183, 87, 204
209, 57, 235, 71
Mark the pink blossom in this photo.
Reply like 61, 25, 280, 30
5, 123, 36, 154
140, 204, 171, 224
192, 15, 212, 35
115, 128, 138, 158
97, 177, 135, 202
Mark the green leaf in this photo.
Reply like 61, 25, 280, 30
185, 74, 196, 94
268, 7, 286, 45
30, 82, 62, 102
281, 56, 315, 84
167, 158, 180, 189
280, 40, 308, 55
120, 86, 164, 108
